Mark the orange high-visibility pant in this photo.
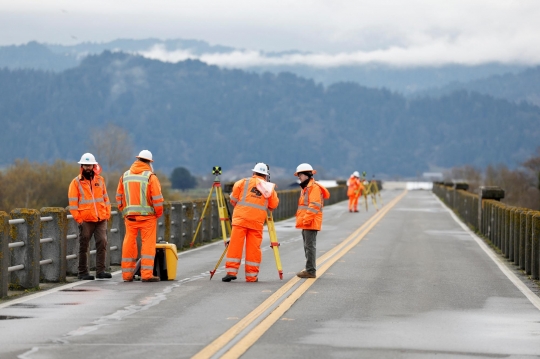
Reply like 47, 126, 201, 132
349, 195, 360, 211
121, 217, 157, 281
225, 225, 263, 282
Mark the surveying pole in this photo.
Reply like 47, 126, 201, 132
266, 211, 283, 280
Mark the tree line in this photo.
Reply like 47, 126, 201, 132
445, 147, 540, 210
0, 123, 198, 212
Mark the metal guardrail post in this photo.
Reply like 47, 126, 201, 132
519, 211, 528, 270
508, 208, 516, 262
39, 207, 68, 282
525, 211, 534, 275
478, 186, 505, 236
169, 203, 181, 248
513, 209, 522, 266
532, 214, 540, 280
211, 199, 219, 240
65, 213, 79, 275
184, 202, 195, 248
0, 211, 9, 298
202, 200, 211, 243
503, 207, 511, 258
157, 202, 171, 242
108, 207, 124, 266
10, 208, 41, 289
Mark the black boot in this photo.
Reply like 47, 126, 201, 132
78, 273, 95, 280
222, 274, 237, 282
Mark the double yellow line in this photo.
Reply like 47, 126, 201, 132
193, 190, 407, 359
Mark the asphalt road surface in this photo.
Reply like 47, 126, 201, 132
1, 189, 540, 359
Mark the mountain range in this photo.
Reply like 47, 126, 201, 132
1, 50, 539, 179
0, 39, 534, 100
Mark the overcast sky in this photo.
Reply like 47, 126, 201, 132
1, 0, 539, 68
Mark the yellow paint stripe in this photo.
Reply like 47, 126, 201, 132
221, 190, 407, 358
192, 190, 407, 359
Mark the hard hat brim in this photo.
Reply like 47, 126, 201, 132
294, 169, 317, 177
136, 156, 153, 162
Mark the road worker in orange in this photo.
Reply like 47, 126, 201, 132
68, 153, 111, 280
347, 171, 364, 212
294, 163, 330, 279
222, 162, 279, 283
116, 150, 164, 282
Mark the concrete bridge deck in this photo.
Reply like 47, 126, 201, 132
1, 190, 540, 358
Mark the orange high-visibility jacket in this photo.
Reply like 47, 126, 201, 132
68, 173, 111, 224
115, 161, 164, 220
295, 179, 330, 231
347, 176, 364, 198
230, 175, 279, 230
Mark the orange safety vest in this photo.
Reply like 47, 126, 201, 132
347, 176, 363, 197
120, 170, 155, 216
68, 174, 111, 223
230, 176, 279, 230
116, 161, 164, 220
295, 179, 330, 231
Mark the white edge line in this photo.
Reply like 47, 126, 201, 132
0, 216, 302, 309
0, 239, 225, 309
433, 193, 540, 311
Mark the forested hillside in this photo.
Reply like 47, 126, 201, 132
1, 51, 539, 178
419, 66, 540, 107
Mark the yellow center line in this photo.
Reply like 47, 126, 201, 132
192, 190, 407, 359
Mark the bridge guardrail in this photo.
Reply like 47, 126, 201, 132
433, 182, 540, 281
0, 185, 347, 298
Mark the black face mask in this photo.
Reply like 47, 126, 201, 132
299, 178, 311, 189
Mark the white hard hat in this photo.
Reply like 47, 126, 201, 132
353, 171, 360, 177
252, 162, 269, 176
78, 153, 98, 165
294, 163, 317, 176
136, 150, 153, 162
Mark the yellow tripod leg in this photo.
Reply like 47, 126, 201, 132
190, 186, 214, 248
363, 192, 368, 212
209, 181, 233, 279
216, 185, 232, 241
266, 212, 283, 280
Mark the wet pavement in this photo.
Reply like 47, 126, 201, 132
1, 190, 540, 359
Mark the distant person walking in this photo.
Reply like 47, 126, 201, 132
68, 153, 112, 280
294, 163, 330, 279
222, 163, 279, 283
116, 150, 164, 282
347, 171, 364, 212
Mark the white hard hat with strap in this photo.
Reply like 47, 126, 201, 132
252, 162, 269, 176
294, 163, 317, 176
78, 153, 98, 165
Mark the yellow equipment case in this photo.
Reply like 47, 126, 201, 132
154, 242, 178, 280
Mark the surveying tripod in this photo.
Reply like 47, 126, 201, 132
190, 166, 232, 250
361, 174, 383, 211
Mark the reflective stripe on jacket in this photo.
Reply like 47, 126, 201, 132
295, 179, 330, 231
116, 160, 164, 219
68, 174, 111, 223
230, 175, 279, 230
